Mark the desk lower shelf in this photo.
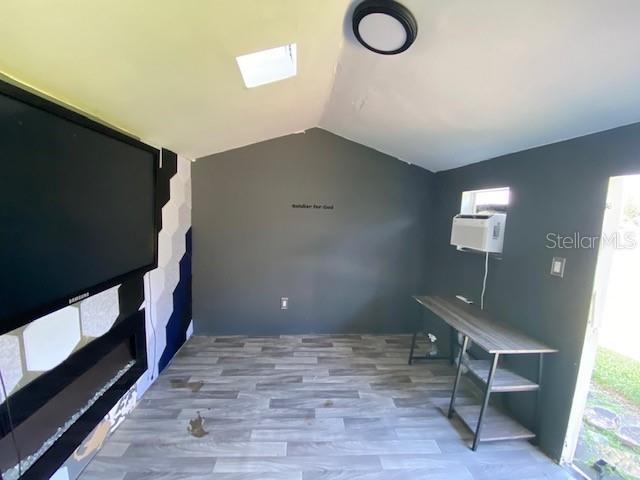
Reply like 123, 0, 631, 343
466, 360, 539, 393
454, 404, 536, 442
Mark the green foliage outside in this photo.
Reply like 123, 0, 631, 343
575, 348, 640, 480
592, 347, 640, 406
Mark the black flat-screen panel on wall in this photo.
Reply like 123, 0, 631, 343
0, 80, 158, 334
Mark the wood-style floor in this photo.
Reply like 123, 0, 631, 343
80, 335, 572, 480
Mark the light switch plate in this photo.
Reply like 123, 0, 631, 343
551, 257, 566, 277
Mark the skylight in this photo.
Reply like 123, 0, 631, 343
236, 44, 297, 88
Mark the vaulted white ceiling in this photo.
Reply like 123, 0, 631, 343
2, 0, 640, 171
322, 0, 640, 171
0, 0, 348, 160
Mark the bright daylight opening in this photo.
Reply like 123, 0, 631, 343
236, 43, 297, 88
566, 174, 640, 479
461, 187, 510, 215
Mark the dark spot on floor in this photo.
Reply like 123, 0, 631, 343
323, 400, 334, 407
187, 412, 208, 438
170, 378, 204, 392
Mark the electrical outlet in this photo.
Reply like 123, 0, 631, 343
281, 297, 288, 310
550, 257, 566, 277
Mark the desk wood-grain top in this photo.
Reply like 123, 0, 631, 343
413, 295, 557, 355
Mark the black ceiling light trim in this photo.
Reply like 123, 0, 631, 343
352, 0, 418, 55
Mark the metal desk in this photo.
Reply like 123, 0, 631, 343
413, 295, 557, 450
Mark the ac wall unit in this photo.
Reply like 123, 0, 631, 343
450, 213, 506, 253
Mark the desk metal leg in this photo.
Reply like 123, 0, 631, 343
447, 335, 469, 419
472, 352, 500, 451
533, 353, 544, 444
408, 331, 418, 365
449, 326, 456, 365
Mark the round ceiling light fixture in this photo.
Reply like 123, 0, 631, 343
352, 0, 418, 55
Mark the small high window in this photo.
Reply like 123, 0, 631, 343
236, 44, 297, 88
461, 187, 510, 215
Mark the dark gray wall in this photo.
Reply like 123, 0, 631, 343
427, 121, 640, 460
193, 128, 434, 335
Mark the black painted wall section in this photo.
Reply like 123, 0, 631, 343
193, 128, 434, 335
117, 276, 146, 324
157, 148, 178, 231
427, 121, 640, 460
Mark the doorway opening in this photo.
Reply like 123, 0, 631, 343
563, 175, 640, 479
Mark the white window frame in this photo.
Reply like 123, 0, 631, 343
460, 186, 510, 215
